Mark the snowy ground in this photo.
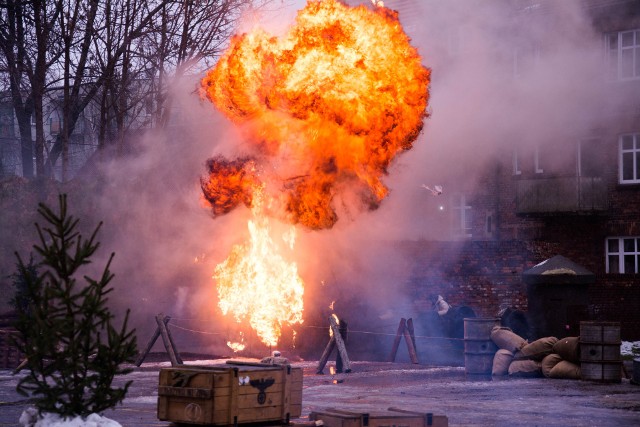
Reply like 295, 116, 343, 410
621, 341, 640, 357
8, 344, 640, 427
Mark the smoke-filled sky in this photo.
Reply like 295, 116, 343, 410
78, 0, 624, 355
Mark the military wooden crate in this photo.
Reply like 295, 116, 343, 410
158, 362, 302, 425
309, 408, 448, 427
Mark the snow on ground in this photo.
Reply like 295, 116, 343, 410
10, 344, 639, 426
621, 341, 640, 357
19, 408, 121, 427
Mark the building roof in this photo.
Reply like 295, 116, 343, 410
522, 255, 595, 285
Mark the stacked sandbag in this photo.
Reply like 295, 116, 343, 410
515, 336, 558, 361
508, 359, 543, 377
550, 360, 581, 379
553, 336, 580, 364
492, 349, 515, 376
539, 336, 581, 379
489, 330, 581, 380
541, 353, 563, 377
508, 336, 558, 377
491, 326, 527, 353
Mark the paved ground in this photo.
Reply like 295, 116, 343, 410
1, 359, 639, 427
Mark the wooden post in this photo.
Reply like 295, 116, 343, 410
403, 318, 419, 364
156, 314, 183, 366
329, 315, 351, 373
389, 318, 407, 362
135, 314, 183, 366
407, 318, 417, 350
389, 318, 419, 364
336, 319, 348, 373
316, 337, 335, 374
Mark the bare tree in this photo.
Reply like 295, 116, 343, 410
1, 0, 291, 180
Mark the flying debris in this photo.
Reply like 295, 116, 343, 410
422, 184, 443, 196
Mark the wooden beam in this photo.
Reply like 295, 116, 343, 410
156, 314, 182, 366
135, 320, 162, 366
329, 315, 351, 373
389, 318, 406, 362
136, 314, 183, 366
316, 337, 335, 374
403, 318, 419, 364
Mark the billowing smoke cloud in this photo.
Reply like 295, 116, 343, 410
48, 0, 619, 358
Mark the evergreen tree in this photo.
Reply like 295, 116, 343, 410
12, 194, 137, 418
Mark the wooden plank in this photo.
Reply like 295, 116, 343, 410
389, 318, 406, 362
158, 395, 214, 424
317, 337, 336, 374
156, 314, 180, 367
329, 316, 351, 373
158, 386, 212, 399
388, 407, 449, 427
159, 368, 216, 389
161, 315, 183, 365
403, 320, 419, 364
228, 367, 239, 426
282, 365, 291, 422
310, 408, 448, 427
136, 322, 161, 366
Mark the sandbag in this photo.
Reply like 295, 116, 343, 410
549, 360, 581, 380
541, 353, 563, 378
492, 349, 514, 376
516, 336, 558, 361
491, 326, 527, 352
552, 337, 580, 364
508, 360, 542, 377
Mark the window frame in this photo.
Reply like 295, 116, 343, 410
605, 29, 640, 81
451, 193, 472, 238
606, 236, 640, 274
534, 144, 544, 174
513, 147, 522, 175
618, 133, 640, 184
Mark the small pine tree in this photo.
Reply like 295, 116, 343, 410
12, 194, 138, 418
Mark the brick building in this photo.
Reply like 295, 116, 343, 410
343, 0, 640, 340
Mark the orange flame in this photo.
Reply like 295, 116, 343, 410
202, 0, 430, 347
201, 0, 430, 229
214, 188, 304, 347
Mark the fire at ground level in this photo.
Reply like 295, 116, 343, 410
1, 359, 638, 426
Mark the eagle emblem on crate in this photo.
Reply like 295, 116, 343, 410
249, 377, 275, 404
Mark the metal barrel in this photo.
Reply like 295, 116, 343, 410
464, 318, 500, 379
580, 321, 622, 383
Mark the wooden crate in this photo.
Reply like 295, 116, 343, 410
309, 408, 448, 427
158, 362, 302, 425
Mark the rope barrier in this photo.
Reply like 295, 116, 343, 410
167, 319, 464, 342
168, 323, 224, 336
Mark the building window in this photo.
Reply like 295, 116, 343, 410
513, 147, 522, 175
605, 29, 640, 81
606, 237, 640, 273
619, 133, 640, 184
452, 193, 472, 238
534, 144, 543, 174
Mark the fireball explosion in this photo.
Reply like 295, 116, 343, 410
200, 0, 430, 348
